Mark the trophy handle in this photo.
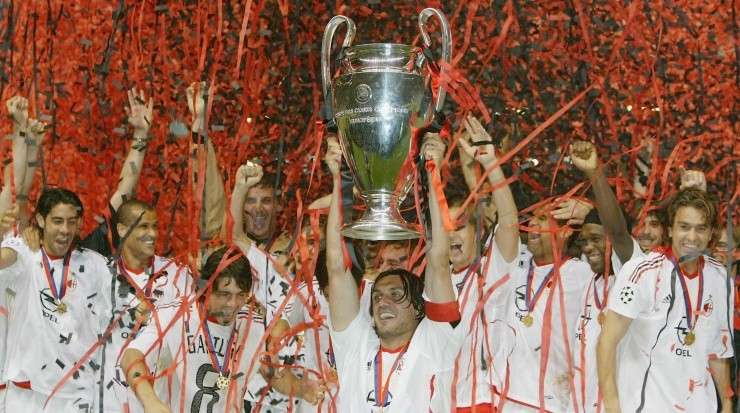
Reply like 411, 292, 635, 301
418, 8, 452, 112
321, 16, 356, 106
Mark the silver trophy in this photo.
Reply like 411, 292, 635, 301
321, 8, 451, 240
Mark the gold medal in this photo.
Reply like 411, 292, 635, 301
56, 301, 68, 314
216, 373, 229, 390
598, 312, 606, 325
522, 313, 534, 327
685, 331, 696, 346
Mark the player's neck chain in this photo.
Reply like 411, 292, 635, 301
522, 255, 570, 327
670, 255, 705, 346
374, 342, 410, 412
40, 246, 73, 314
199, 303, 237, 390
117, 257, 156, 301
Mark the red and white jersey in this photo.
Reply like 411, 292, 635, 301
244, 243, 302, 411
126, 300, 266, 413
0, 237, 111, 402
570, 238, 643, 413
492, 247, 592, 413
452, 239, 518, 408
287, 280, 337, 413
103, 255, 194, 412
607, 251, 733, 412
330, 311, 462, 413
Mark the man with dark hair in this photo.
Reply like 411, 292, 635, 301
568, 140, 645, 412
632, 201, 667, 254
230, 162, 311, 412
598, 188, 733, 412
120, 246, 264, 412
0, 188, 111, 412
325, 134, 462, 412
101, 198, 194, 412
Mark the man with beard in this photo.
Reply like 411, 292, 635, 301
597, 188, 733, 412
325, 134, 462, 412
230, 162, 304, 412
101, 199, 194, 412
242, 171, 293, 255
0, 188, 111, 412
120, 247, 268, 412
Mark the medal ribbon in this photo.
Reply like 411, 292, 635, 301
117, 258, 156, 298
525, 256, 568, 312
593, 276, 607, 311
373, 343, 410, 409
670, 256, 704, 332
199, 303, 237, 377
40, 247, 72, 302
455, 258, 480, 294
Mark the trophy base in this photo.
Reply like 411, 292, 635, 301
340, 193, 420, 241
340, 220, 420, 241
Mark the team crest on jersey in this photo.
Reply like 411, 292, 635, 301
66, 277, 78, 292
702, 295, 713, 316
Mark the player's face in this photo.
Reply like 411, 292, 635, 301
208, 278, 249, 326
579, 224, 607, 274
526, 206, 560, 263
371, 275, 420, 342
668, 207, 713, 262
635, 214, 665, 252
120, 209, 158, 260
449, 206, 478, 271
37, 203, 80, 257
712, 230, 730, 264
377, 245, 409, 273
243, 185, 277, 241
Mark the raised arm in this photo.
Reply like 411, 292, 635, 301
420, 134, 454, 303
570, 140, 634, 264
187, 82, 226, 240
17, 119, 47, 230
110, 88, 152, 211
678, 167, 707, 192
459, 115, 519, 263
0, 96, 29, 217
324, 137, 360, 330
230, 162, 260, 252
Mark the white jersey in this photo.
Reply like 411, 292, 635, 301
0, 237, 111, 403
492, 248, 592, 412
330, 311, 461, 413
287, 280, 337, 413
244, 244, 302, 411
607, 251, 733, 412
126, 300, 265, 413
101, 255, 194, 412
570, 238, 643, 413
452, 239, 518, 408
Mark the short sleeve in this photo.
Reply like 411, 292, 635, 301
607, 256, 664, 319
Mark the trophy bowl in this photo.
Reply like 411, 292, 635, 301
322, 10, 451, 240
